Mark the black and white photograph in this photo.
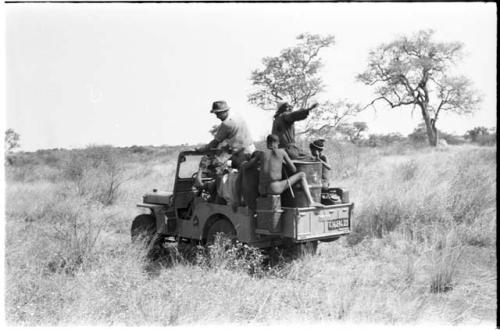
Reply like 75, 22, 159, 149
2, 1, 497, 327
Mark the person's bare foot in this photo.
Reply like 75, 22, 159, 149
310, 202, 325, 208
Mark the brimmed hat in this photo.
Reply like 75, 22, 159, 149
310, 139, 325, 151
210, 100, 230, 113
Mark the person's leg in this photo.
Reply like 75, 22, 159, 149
267, 172, 309, 196
287, 172, 323, 208
267, 180, 290, 195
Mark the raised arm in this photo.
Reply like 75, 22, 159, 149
282, 103, 319, 123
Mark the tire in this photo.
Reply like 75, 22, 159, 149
319, 236, 340, 243
291, 241, 319, 257
206, 218, 236, 245
131, 214, 156, 243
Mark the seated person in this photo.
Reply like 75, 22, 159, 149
193, 152, 228, 204
219, 158, 244, 211
238, 150, 260, 212
309, 139, 331, 189
246, 134, 323, 208
309, 139, 341, 205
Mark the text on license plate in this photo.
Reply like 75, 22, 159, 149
328, 219, 349, 230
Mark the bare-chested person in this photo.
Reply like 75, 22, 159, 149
247, 134, 323, 208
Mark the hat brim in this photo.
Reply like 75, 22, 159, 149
210, 107, 230, 113
310, 143, 324, 150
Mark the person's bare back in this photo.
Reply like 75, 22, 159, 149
258, 148, 292, 196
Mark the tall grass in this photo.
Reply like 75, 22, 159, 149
4, 144, 497, 325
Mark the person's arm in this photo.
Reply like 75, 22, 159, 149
242, 157, 258, 170
193, 167, 204, 188
283, 151, 297, 173
196, 139, 219, 152
242, 151, 262, 170
196, 123, 230, 152
318, 154, 331, 170
282, 103, 319, 123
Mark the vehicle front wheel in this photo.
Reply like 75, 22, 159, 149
131, 214, 156, 243
205, 218, 236, 245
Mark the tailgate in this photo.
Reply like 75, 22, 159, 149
281, 203, 353, 241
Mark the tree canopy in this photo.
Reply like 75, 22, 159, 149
248, 33, 335, 110
357, 29, 481, 146
249, 33, 362, 138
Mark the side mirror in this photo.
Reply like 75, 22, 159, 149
179, 155, 186, 163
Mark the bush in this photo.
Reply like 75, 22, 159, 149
63, 146, 125, 205
447, 149, 496, 224
429, 230, 463, 293
197, 234, 266, 276
475, 133, 496, 146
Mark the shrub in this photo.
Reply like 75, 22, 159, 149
365, 133, 406, 148
197, 234, 265, 276
429, 229, 463, 293
63, 145, 125, 205
447, 150, 496, 224
40, 198, 113, 274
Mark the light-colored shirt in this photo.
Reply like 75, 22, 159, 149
214, 113, 255, 154
218, 169, 240, 207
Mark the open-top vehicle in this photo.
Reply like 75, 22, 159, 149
131, 150, 354, 253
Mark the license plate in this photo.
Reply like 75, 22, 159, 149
327, 219, 349, 230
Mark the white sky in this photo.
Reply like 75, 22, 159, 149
4, 2, 497, 151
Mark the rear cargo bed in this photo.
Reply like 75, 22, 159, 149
281, 203, 353, 241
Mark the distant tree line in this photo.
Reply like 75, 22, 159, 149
329, 122, 496, 148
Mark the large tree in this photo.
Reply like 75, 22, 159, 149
248, 33, 361, 137
357, 29, 481, 146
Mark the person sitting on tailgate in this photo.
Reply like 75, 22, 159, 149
309, 139, 331, 189
309, 139, 341, 205
245, 134, 323, 208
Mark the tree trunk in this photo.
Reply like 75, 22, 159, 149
420, 103, 438, 147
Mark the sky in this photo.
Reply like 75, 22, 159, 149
4, 2, 497, 151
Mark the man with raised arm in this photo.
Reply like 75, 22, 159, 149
271, 102, 319, 159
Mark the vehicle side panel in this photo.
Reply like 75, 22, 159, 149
178, 198, 275, 245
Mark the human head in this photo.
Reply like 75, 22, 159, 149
210, 100, 230, 121
309, 139, 325, 155
275, 102, 293, 118
266, 134, 279, 149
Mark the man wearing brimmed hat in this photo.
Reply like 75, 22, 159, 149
194, 101, 255, 205
197, 100, 255, 156
272, 101, 319, 159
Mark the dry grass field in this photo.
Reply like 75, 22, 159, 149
4, 143, 496, 326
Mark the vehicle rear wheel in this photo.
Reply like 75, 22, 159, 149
131, 214, 156, 243
292, 241, 318, 257
206, 218, 236, 245
319, 236, 340, 243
